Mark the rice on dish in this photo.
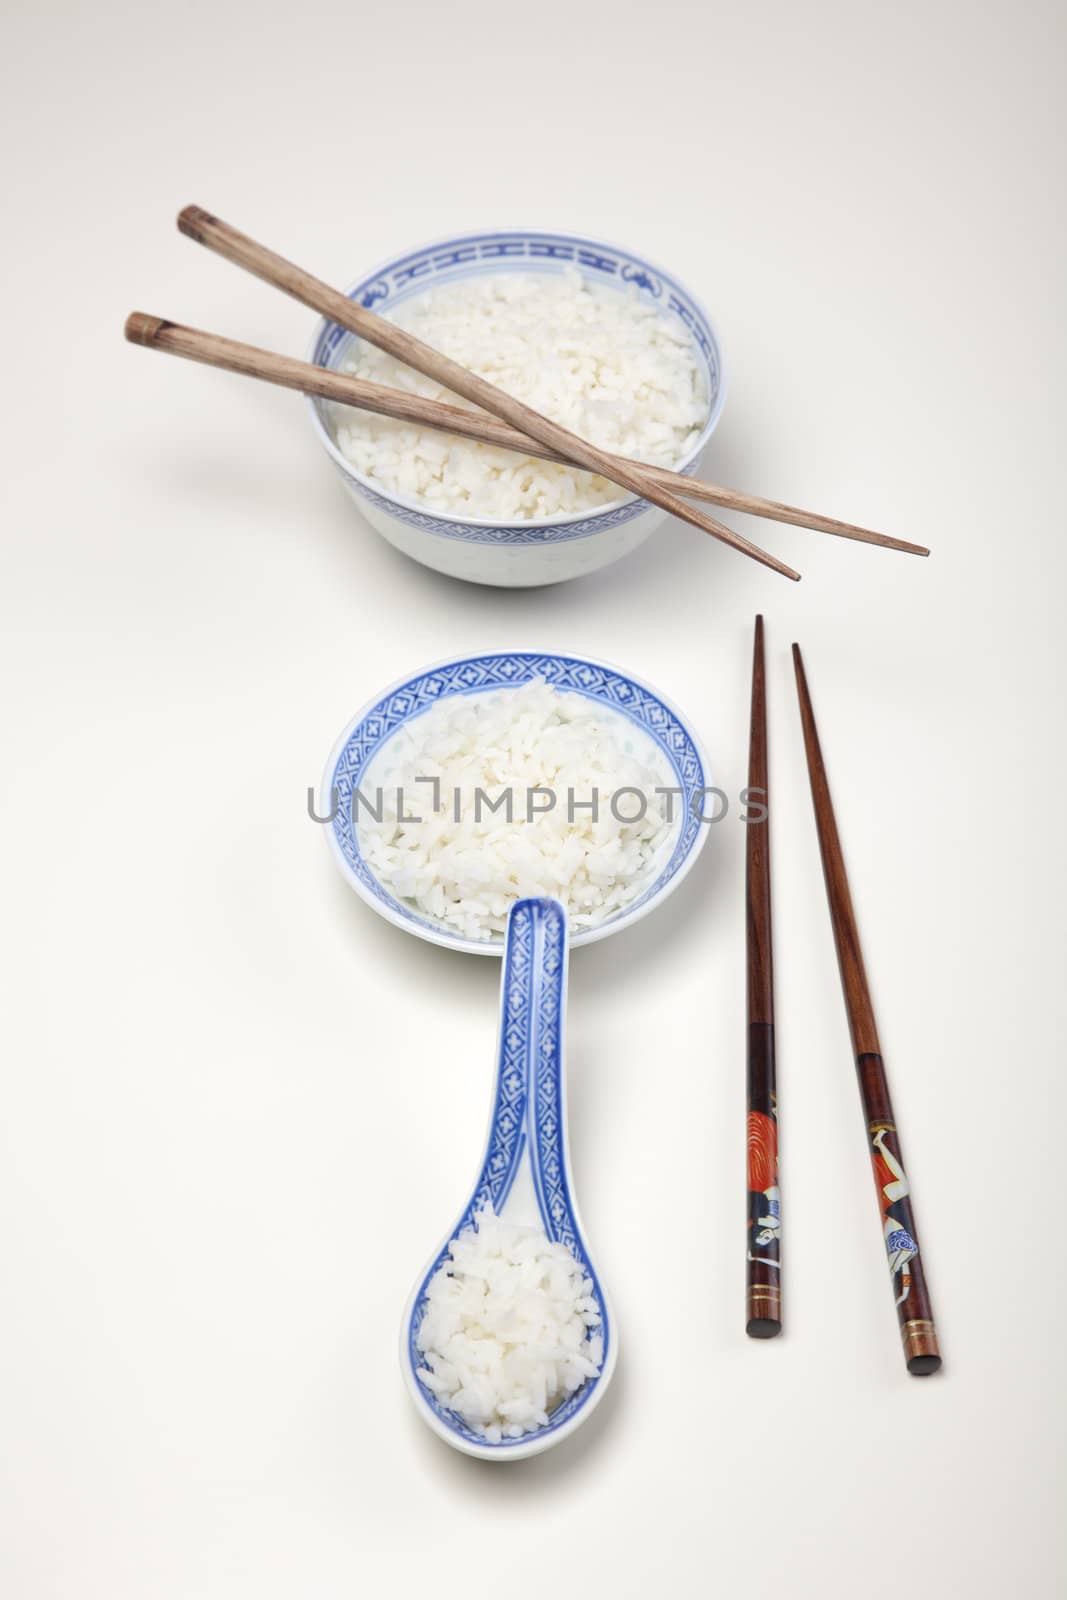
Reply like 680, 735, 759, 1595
416, 1206, 602, 1441
355, 680, 680, 942
330, 269, 708, 521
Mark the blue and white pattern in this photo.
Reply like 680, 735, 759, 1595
322, 456, 685, 544
406, 899, 609, 1451
886, 1227, 917, 1256
323, 651, 708, 952
307, 229, 725, 545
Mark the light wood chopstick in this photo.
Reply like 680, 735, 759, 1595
174, 205, 800, 582
124, 313, 928, 559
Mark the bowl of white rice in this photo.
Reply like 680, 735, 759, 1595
306, 230, 725, 587
320, 650, 711, 954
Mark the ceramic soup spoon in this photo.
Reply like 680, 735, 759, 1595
400, 897, 617, 1460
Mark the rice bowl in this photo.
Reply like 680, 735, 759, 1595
329, 268, 708, 522
306, 229, 726, 587
321, 650, 712, 954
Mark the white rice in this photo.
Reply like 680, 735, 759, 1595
416, 1206, 602, 1441
356, 680, 679, 942
330, 269, 707, 521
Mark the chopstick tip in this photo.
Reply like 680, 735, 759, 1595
791, 642, 809, 696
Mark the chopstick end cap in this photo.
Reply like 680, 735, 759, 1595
177, 205, 216, 242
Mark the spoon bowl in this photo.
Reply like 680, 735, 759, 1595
400, 897, 617, 1460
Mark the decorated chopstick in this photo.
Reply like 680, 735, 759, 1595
745, 617, 782, 1336
173, 206, 801, 582
792, 644, 941, 1374
122, 314, 927, 558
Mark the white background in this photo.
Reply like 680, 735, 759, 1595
2, 2, 1063, 1595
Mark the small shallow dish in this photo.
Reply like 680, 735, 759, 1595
321, 649, 711, 956
306, 228, 726, 587
401, 896, 615, 1460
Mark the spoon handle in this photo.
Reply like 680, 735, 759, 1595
516, 899, 572, 1246
472, 898, 570, 1233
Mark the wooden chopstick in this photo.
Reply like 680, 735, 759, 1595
174, 206, 800, 582
792, 644, 941, 1376
124, 313, 927, 559
745, 616, 782, 1337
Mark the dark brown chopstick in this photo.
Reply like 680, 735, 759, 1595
174, 205, 801, 582
792, 644, 941, 1375
123, 313, 928, 558
746, 616, 782, 1336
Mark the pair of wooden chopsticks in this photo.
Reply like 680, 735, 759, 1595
745, 621, 941, 1374
123, 207, 930, 579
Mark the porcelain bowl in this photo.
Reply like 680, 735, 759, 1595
306, 230, 726, 587
321, 649, 711, 955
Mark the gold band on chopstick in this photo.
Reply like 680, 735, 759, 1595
901, 1319, 940, 1362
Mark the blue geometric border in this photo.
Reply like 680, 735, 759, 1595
325, 453, 674, 543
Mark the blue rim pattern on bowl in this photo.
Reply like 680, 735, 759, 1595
306, 229, 726, 545
406, 898, 609, 1451
323, 651, 709, 952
